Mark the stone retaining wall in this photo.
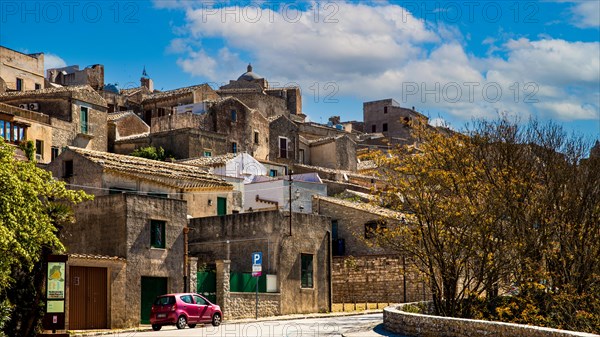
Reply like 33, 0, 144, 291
383, 303, 599, 337
227, 292, 280, 319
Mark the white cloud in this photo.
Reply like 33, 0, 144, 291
569, 1, 600, 29
166, 2, 599, 123
44, 53, 67, 71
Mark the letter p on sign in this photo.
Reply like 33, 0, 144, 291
252, 252, 262, 266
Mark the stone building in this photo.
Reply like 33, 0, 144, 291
189, 210, 332, 318
63, 193, 188, 329
299, 134, 357, 171
363, 98, 428, 144
140, 84, 219, 125
0, 85, 108, 153
0, 102, 53, 163
268, 114, 300, 165
47, 146, 240, 217
46, 64, 104, 90
107, 111, 150, 152
218, 64, 302, 117
0, 46, 45, 92
311, 195, 429, 304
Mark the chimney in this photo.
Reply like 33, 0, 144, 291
141, 77, 153, 92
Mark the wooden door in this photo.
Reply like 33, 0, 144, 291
69, 266, 107, 330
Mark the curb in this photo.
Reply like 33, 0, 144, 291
69, 310, 383, 336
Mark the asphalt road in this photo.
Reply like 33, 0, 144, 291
100, 313, 406, 337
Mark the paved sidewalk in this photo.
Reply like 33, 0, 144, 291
69, 309, 384, 336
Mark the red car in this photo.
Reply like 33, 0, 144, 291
150, 293, 222, 331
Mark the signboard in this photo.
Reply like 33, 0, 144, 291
252, 252, 262, 277
43, 255, 68, 331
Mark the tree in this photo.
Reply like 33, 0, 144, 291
0, 140, 91, 336
372, 119, 600, 331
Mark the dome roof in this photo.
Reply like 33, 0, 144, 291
237, 63, 263, 81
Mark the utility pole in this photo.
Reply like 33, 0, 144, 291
289, 169, 293, 236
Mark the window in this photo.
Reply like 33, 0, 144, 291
148, 192, 168, 198
16, 78, 23, 91
254, 131, 259, 144
383, 123, 388, 132
204, 151, 212, 157
269, 169, 277, 177
331, 220, 338, 240
231, 109, 237, 122
231, 142, 237, 154
108, 187, 134, 195
371, 125, 376, 133
64, 160, 73, 178
80, 106, 89, 134
299, 149, 305, 164
35, 140, 43, 159
279, 137, 288, 158
365, 220, 387, 239
384, 106, 388, 114
0, 120, 4, 139
180, 294, 193, 304
193, 295, 207, 305
51, 147, 59, 161
35, 83, 41, 90
301, 254, 313, 288
150, 220, 166, 249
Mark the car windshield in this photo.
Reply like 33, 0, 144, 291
154, 296, 175, 306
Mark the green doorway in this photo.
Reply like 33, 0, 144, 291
217, 197, 227, 216
140, 277, 167, 324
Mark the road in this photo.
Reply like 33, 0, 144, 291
102, 313, 407, 337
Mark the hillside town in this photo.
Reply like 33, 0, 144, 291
0, 45, 447, 331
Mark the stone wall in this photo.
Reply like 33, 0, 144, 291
228, 293, 281, 319
0, 46, 44, 91
383, 303, 599, 337
332, 255, 429, 304
269, 115, 299, 165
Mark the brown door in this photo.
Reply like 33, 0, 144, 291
69, 266, 108, 330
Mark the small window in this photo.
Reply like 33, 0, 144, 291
384, 106, 388, 114
254, 131, 259, 144
51, 147, 59, 161
80, 106, 89, 134
64, 160, 74, 178
383, 123, 388, 132
301, 254, 313, 288
331, 220, 338, 240
279, 137, 288, 158
204, 151, 212, 157
180, 294, 193, 304
231, 109, 237, 122
35, 140, 43, 159
371, 125, 376, 133
0, 120, 4, 139
35, 83, 41, 90
231, 142, 237, 154
16, 78, 23, 91
269, 169, 277, 177
150, 220, 166, 249
154, 296, 175, 306
193, 295, 207, 305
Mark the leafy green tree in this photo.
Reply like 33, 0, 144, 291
0, 140, 91, 336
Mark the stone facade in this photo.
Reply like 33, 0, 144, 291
63, 194, 187, 328
0, 85, 108, 152
107, 111, 149, 152
307, 135, 357, 171
141, 84, 219, 125
363, 98, 427, 144
383, 303, 599, 337
332, 255, 429, 304
47, 64, 104, 90
0, 102, 53, 163
269, 115, 299, 165
0, 46, 45, 92
189, 210, 332, 316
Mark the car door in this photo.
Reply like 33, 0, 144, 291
180, 294, 198, 323
193, 294, 211, 322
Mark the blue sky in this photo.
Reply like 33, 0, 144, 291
1, 0, 599, 141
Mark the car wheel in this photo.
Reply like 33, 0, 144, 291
176, 315, 187, 329
211, 313, 221, 326
152, 324, 162, 331
188, 324, 197, 328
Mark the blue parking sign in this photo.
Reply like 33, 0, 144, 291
252, 252, 262, 266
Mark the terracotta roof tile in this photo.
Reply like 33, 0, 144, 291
177, 153, 237, 167
314, 195, 406, 220
67, 146, 232, 189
